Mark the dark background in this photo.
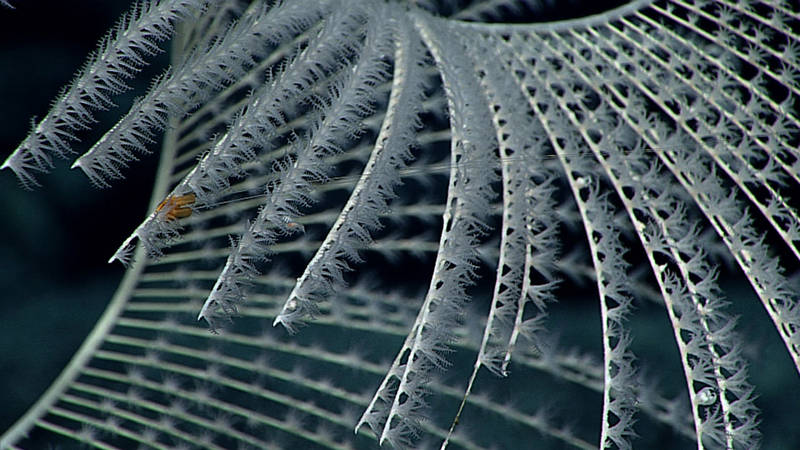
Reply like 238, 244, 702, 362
1, 0, 798, 448
0, 0, 158, 432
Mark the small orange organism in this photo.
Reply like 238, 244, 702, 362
155, 193, 196, 222
286, 221, 304, 231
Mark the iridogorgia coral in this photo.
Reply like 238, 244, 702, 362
2, 0, 799, 448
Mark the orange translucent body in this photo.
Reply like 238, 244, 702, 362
155, 193, 196, 221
